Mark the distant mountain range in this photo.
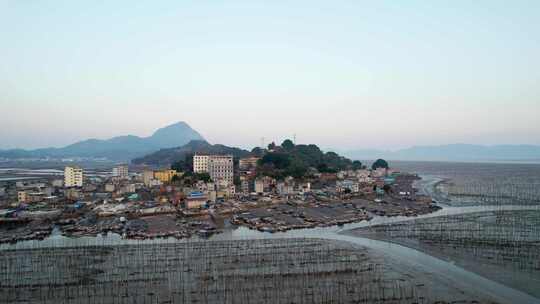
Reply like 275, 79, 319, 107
343, 144, 540, 162
0, 122, 204, 161
132, 140, 251, 167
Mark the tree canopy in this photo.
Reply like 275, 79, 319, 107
352, 160, 363, 170
281, 139, 295, 151
371, 159, 389, 170
256, 143, 354, 180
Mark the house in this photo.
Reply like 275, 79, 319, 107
105, 184, 115, 192
336, 180, 360, 193
254, 179, 264, 194
239, 156, 260, 170
17, 191, 28, 203
372, 168, 387, 178
154, 169, 179, 183
185, 191, 208, 209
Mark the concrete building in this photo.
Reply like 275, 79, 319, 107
337, 180, 360, 193
105, 184, 115, 192
241, 180, 250, 194
185, 191, 207, 209
254, 179, 264, 194
209, 155, 234, 183
112, 164, 128, 178
193, 155, 210, 173
372, 167, 388, 178
148, 179, 163, 187
64, 166, 83, 187
17, 191, 28, 203
154, 169, 178, 183
239, 156, 260, 170
51, 179, 64, 187
194, 155, 234, 185
143, 170, 154, 186
65, 188, 82, 200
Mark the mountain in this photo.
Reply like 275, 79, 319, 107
132, 140, 251, 167
0, 122, 205, 161
343, 144, 540, 162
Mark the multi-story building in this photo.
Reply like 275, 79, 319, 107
143, 170, 154, 186
17, 191, 28, 203
64, 166, 83, 187
51, 179, 64, 187
208, 155, 234, 185
112, 164, 128, 178
193, 155, 210, 173
193, 154, 234, 185
154, 169, 178, 183
254, 178, 264, 194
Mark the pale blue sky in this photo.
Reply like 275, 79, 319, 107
1, 0, 539, 150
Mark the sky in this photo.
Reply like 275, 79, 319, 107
1, 0, 539, 151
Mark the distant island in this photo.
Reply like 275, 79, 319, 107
343, 144, 540, 162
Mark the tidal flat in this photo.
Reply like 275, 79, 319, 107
349, 210, 540, 298
0, 238, 502, 304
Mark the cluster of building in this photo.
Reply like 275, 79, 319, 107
1, 157, 407, 215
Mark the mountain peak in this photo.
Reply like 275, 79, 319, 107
148, 121, 205, 147
0, 121, 206, 161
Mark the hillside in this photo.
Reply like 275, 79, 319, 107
131, 140, 251, 167
0, 122, 204, 161
257, 140, 362, 179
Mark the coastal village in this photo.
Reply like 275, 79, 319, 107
0, 140, 439, 244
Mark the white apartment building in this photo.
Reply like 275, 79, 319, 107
193, 155, 210, 173
193, 154, 234, 184
112, 164, 128, 178
208, 155, 234, 185
64, 166, 83, 187
142, 170, 155, 187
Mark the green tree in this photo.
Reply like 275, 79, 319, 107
371, 159, 389, 170
260, 152, 291, 169
267, 142, 277, 150
281, 139, 295, 151
352, 160, 363, 170
194, 172, 212, 183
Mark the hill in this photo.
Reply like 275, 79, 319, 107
343, 144, 540, 162
257, 140, 362, 179
0, 122, 204, 161
131, 140, 252, 167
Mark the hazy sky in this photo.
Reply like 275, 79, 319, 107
1, 1, 539, 150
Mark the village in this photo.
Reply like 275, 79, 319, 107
0, 143, 440, 244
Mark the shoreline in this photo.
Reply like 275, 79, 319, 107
345, 210, 540, 299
